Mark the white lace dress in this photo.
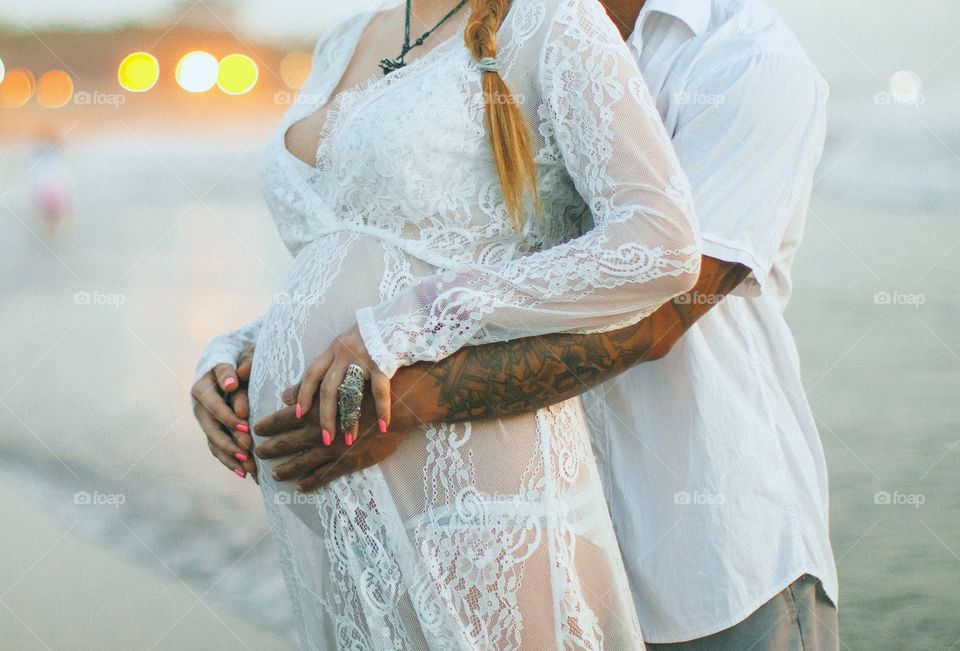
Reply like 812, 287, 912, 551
195, 0, 700, 648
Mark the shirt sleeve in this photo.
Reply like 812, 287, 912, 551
670, 53, 828, 295
193, 317, 264, 385
354, 0, 701, 379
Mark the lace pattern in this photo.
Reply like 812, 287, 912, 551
192, 0, 701, 647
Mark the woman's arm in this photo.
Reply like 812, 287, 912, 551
255, 257, 749, 489
353, 0, 701, 380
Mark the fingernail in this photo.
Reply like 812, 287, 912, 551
378, 419, 388, 434
344, 433, 354, 447
234, 452, 248, 462
322, 429, 332, 446
295, 404, 303, 420
233, 468, 247, 478
223, 377, 238, 390
235, 423, 250, 434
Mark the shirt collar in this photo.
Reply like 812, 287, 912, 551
635, 0, 711, 38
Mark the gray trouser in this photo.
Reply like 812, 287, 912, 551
646, 574, 839, 651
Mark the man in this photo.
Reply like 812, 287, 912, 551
193, 0, 837, 647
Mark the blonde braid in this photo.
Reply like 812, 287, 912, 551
465, 0, 540, 231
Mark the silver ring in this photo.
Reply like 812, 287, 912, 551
337, 363, 365, 434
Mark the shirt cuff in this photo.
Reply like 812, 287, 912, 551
698, 236, 768, 298
355, 306, 402, 380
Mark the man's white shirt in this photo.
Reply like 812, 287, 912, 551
582, 0, 837, 643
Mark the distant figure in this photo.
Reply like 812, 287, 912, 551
30, 127, 73, 241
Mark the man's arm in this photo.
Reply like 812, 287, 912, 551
254, 256, 749, 490
385, 255, 750, 428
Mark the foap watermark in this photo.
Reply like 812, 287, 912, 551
874, 490, 925, 509
274, 491, 320, 506
672, 91, 726, 108
273, 291, 321, 306
874, 291, 925, 308
274, 91, 324, 106
874, 71, 925, 107
674, 490, 726, 506
74, 491, 126, 509
674, 292, 726, 307
478, 90, 527, 106
74, 91, 127, 108
74, 291, 127, 308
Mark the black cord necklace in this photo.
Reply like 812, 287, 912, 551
378, 0, 470, 75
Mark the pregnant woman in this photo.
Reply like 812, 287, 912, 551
194, 0, 700, 647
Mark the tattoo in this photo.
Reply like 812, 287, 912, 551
414, 257, 751, 424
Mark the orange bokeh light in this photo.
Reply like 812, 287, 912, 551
279, 51, 313, 90
0, 68, 36, 109
37, 70, 74, 108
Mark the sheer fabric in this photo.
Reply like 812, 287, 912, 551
195, 0, 700, 648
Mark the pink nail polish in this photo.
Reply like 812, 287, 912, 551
344, 433, 354, 447
223, 377, 238, 390
233, 468, 247, 478
378, 419, 388, 434
295, 404, 303, 420
322, 429, 332, 446
235, 423, 249, 434
234, 452, 248, 462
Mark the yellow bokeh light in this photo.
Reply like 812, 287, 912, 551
217, 54, 258, 95
118, 52, 160, 93
279, 51, 313, 90
0, 68, 36, 109
0, 56, 5, 85
176, 51, 218, 93
37, 70, 74, 108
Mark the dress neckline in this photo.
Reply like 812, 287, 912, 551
281, 10, 470, 169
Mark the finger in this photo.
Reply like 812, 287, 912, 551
193, 373, 247, 433
254, 404, 301, 437
296, 458, 355, 492
254, 428, 324, 459
298, 350, 334, 416
345, 408, 362, 447
281, 382, 301, 406
213, 363, 241, 393
236, 347, 255, 381
207, 440, 249, 478
196, 405, 247, 458
228, 389, 251, 431
318, 362, 345, 446
370, 373, 391, 435
272, 446, 341, 482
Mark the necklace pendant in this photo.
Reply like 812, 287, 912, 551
378, 56, 406, 76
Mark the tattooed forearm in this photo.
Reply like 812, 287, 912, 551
388, 256, 752, 427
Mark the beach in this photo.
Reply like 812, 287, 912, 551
1, 69, 958, 649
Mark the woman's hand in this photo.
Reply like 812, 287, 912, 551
190, 346, 258, 481
254, 389, 404, 491
292, 324, 391, 447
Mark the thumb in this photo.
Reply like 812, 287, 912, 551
281, 382, 301, 406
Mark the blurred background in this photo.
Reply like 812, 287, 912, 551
0, 0, 957, 649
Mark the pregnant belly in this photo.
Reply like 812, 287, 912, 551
248, 231, 428, 426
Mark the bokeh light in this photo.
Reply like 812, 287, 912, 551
0, 56, 5, 86
118, 52, 160, 93
889, 70, 922, 105
217, 54, 258, 95
279, 51, 313, 90
176, 51, 218, 93
0, 68, 36, 109
37, 70, 74, 109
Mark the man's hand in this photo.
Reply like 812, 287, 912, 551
191, 346, 258, 481
252, 256, 750, 488
253, 386, 403, 492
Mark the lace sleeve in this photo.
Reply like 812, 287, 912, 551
193, 317, 264, 385
354, 0, 701, 379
